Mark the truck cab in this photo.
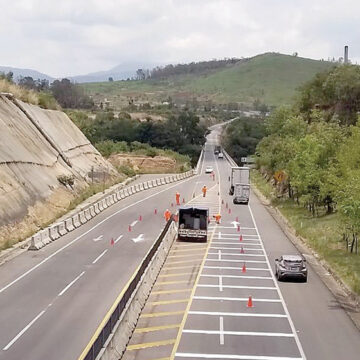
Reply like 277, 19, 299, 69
178, 206, 209, 242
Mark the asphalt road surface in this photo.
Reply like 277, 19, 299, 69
0, 128, 359, 360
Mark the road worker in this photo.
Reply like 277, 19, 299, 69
164, 209, 171, 221
214, 213, 221, 224
202, 185, 207, 197
175, 191, 181, 205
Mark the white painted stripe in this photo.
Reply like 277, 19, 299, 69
213, 239, 260, 242
248, 205, 307, 360
208, 253, 265, 257
201, 274, 273, 280
211, 245, 262, 249
0, 175, 196, 295
176, 352, 302, 360
3, 310, 46, 350
219, 276, 223, 292
130, 220, 138, 227
212, 226, 257, 230
206, 259, 267, 264
204, 266, 269, 271
194, 296, 281, 303
198, 284, 277, 290
219, 317, 224, 345
58, 271, 85, 296
114, 234, 123, 244
218, 250, 221, 261
215, 234, 259, 237
92, 249, 108, 264
189, 311, 287, 318
183, 329, 294, 337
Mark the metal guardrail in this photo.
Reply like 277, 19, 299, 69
222, 148, 238, 167
82, 218, 175, 360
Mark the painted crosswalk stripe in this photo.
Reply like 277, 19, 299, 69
183, 329, 295, 337
176, 353, 302, 360
189, 311, 287, 318
193, 296, 281, 302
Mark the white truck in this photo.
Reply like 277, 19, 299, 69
229, 167, 250, 204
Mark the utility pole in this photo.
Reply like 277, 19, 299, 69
344, 45, 349, 64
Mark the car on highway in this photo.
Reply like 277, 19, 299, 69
275, 254, 307, 282
205, 166, 214, 173
218, 152, 224, 159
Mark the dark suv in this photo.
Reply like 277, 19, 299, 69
275, 255, 307, 282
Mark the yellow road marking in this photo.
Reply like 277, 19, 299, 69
167, 253, 205, 259
164, 259, 202, 265
158, 272, 194, 278
161, 265, 201, 271
170, 248, 207, 253
150, 288, 192, 295
135, 324, 181, 333
127, 339, 176, 351
170, 226, 216, 359
149, 298, 190, 306
140, 310, 185, 318
155, 280, 194, 286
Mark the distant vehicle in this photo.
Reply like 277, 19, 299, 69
205, 166, 214, 173
218, 152, 224, 159
214, 145, 221, 155
275, 255, 308, 282
178, 206, 209, 242
229, 167, 250, 204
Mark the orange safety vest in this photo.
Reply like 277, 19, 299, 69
202, 186, 207, 194
164, 210, 171, 221
215, 214, 221, 223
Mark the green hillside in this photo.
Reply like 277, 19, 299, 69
82, 53, 335, 108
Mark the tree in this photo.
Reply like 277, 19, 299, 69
108, 77, 114, 82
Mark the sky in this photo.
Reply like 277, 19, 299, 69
0, 0, 359, 77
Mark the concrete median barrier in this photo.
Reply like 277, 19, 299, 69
90, 205, 96, 218
152, 179, 157, 187
94, 202, 101, 214
131, 185, 136, 193
102, 198, 108, 209
29, 233, 44, 250
148, 180, 153, 188
65, 218, 75, 232
165, 176, 170, 184
143, 182, 148, 190
135, 184, 140, 192
40, 228, 51, 245
72, 214, 81, 228
161, 178, 166, 185
57, 222, 67, 236
49, 225, 60, 241
140, 183, 144, 190
98, 200, 104, 212
85, 208, 92, 221
124, 188, 129, 197
106, 196, 113, 207
79, 211, 87, 224
112, 193, 117, 203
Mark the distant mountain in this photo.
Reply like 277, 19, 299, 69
70, 62, 159, 83
0, 66, 54, 82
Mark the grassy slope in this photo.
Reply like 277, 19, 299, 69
82, 53, 334, 107
251, 170, 360, 295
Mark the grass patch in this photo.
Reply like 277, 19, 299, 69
252, 169, 360, 295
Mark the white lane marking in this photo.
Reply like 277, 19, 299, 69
204, 266, 269, 271
132, 234, 145, 243
214, 233, 259, 237
248, 205, 307, 360
212, 239, 260, 242
3, 310, 46, 350
218, 231, 222, 239
176, 353, 302, 360
211, 226, 256, 230
198, 284, 276, 290
189, 311, 286, 318
92, 250, 108, 264
130, 220, 138, 227
0, 174, 196, 294
211, 245, 262, 249
194, 296, 281, 303
231, 221, 240, 228
93, 235, 103, 242
219, 276, 223, 292
208, 253, 265, 257
183, 329, 294, 338
114, 235, 123, 244
219, 316, 224, 345
206, 259, 267, 264
218, 250, 221, 261
200, 274, 273, 280
58, 271, 85, 296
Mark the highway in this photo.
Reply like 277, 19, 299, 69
0, 128, 359, 359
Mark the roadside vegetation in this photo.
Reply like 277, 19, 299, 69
253, 64, 360, 295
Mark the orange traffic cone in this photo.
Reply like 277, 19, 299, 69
240, 246, 244, 254
239, 234, 243, 242
237, 225, 240, 232
110, 238, 115, 246
242, 263, 246, 273
247, 296, 253, 308
154, 208, 157, 215
139, 215, 142, 221
236, 216, 239, 222
128, 225, 131, 232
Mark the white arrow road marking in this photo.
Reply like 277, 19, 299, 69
230, 221, 240, 228
132, 234, 145, 243
93, 235, 103, 242
114, 235, 123, 244
130, 220, 138, 227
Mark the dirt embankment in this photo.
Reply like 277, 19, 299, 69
0, 93, 117, 249
108, 153, 178, 173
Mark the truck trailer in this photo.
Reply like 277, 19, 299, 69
229, 167, 250, 204
178, 206, 209, 242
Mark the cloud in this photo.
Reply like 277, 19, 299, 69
0, 0, 359, 77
